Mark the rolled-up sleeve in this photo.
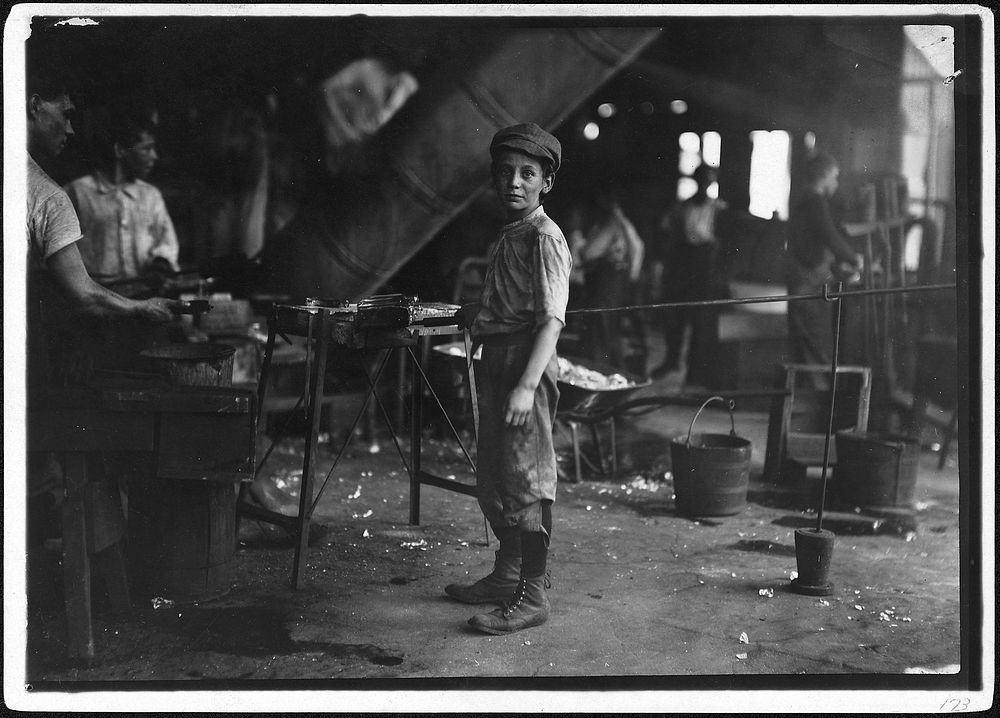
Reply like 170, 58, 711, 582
149, 190, 180, 270
534, 233, 572, 326
35, 191, 83, 260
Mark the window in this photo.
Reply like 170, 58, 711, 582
748, 130, 791, 220
677, 131, 721, 200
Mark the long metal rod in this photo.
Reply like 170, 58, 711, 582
565, 282, 956, 316
816, 282, 845, 532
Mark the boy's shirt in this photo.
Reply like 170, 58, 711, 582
473, 205, 572, 337
65, 171, 180, 281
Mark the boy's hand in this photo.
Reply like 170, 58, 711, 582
455, 302, 481, 330
505, 384, 535, 426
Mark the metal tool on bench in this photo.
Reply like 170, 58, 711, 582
302, 294, 459, 330
356, 294, 418, 329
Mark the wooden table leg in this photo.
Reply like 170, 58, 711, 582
409, 340, 423, 525
570, 421, 582, 483
291, 311, 329, 589
92, 541, 131, 613
61, 452, 94, 661
256, 310, 278, 425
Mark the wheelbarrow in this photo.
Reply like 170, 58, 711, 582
430, 343, 651, 480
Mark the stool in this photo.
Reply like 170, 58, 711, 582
763, 363, 872, 485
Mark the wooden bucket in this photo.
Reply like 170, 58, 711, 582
128, 477, 235, 603
130, 343, 239, 603
140, 343, 235, 387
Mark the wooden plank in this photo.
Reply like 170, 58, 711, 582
92, 542, 131, 614
60, 452, 94, 661
100, 386, 253, 414
29, 410, 155, 453
83, 476, 126, 554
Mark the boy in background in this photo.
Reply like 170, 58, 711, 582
65, 112, 180, 284
447, 123, 572, 635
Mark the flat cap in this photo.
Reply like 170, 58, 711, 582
490, 122, 561, 173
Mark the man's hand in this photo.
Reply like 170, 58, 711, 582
136, 296, 184, 323
455, 302, 481, 330
504, 383, 535, 427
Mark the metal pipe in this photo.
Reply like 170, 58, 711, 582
816, 282, 845, 532
565, 282, 956, 316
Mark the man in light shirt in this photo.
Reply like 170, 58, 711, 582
65, 113, 180, 286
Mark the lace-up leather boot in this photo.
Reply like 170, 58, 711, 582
445, 538, 521, 604
467, 573, 550, 634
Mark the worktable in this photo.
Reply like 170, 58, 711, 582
249, 302, 473, 589
28, 382, 256, 661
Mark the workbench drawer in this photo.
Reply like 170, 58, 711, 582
156, 413, 255, 482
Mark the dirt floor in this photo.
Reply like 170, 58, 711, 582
21, 377, 971, 698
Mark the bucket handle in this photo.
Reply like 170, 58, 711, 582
686, 395, 738, 446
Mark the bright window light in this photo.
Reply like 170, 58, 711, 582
706, 181, 719, 199
583, 122, 600, 141
677, 177, 698, 201
679, 132, 700, 154
678, 152, 700, 177
597, 103, 616, 118
748, 130, 791, 220
670, 99, 688, 114
702, 132, 721, 167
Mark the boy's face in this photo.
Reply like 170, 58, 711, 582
491, 149, 552, 221
117, 131, 159, 181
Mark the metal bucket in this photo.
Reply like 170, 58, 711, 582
140, 343, 236, 387
670, 396, 752, 517
833, 431, 921, 509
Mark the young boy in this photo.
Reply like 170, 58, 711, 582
446, 123, 572, 634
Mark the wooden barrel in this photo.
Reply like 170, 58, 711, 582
129, 343, 240, 603
140, 343, 235, 387
128, 477, 236, 603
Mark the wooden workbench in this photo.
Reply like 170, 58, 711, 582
27, 383, 256, 661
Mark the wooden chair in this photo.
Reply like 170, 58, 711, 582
763, 363, 872, 485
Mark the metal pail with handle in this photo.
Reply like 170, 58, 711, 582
670, 396, 752, 517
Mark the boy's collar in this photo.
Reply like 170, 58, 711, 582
503, 204, 544, 227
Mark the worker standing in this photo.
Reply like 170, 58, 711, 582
651, 164, 726, 382
25, 58, 181, 532
447, 123, 572, 635
784, 152, 864, 369
65, 111, 180, 285
26, 61, 181, 388
579, 188, 645, 369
